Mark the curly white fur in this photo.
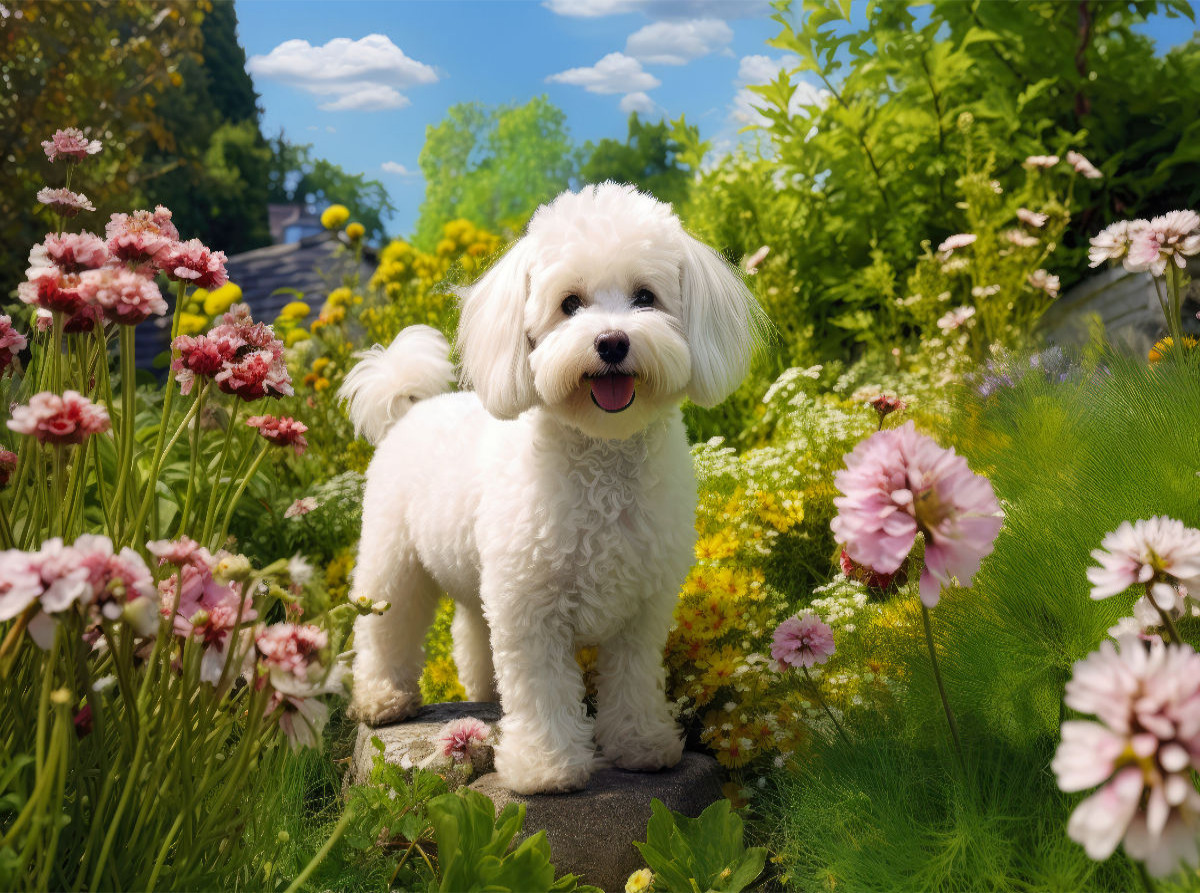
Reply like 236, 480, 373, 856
344, 183, 763, 794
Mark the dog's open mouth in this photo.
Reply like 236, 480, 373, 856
588, 373, 635, 413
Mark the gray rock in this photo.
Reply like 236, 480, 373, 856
351, 703, 726, 891
350, 701, 502, 787
470, 751, 724, 892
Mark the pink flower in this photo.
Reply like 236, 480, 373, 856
868, 393, 906, 421
438, 717, 491, 763
1005, 229, 1040, 248
1027, 269, 1060, 298
0, 315, 27, 376
1052, 636, 1200, 876
147, 536, 215, 570
106, 207, 180, 264
771, 613, 836, 669
840, 548, 907, 592
0, 550, 44, 621
246, 415, 308, 455
42, 233, 107, 273
1088, 220, 1147, 268
1087, 517, 1200, 614
0, 450, 16, 488
1066, 150, 1103, 180
1017, 208, 1048, 228
161, 562, 256, 682
62, 305, 103, 335
19, 267, 86, 315
285, 497, 318, 518
937, 233, 976, 254
79, 267, 167, 325
830, 420, 1003, 607
744, 245, 770, 274
7, 391, 111, 445
41, 128, 102, 162
215, 349, 293, 400
170, 306, 291, 400
1024, 155, 1060, 169
1124, 211, 1200, 277
156, 238, 228, 289
37, 188, 95, 217
272, 692, 331, 752
257, 623, 327, 682
936, 306, 975, 331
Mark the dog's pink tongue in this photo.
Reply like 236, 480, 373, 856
590, 373, 635, 411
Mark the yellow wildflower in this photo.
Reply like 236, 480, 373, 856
436, 238, 457, 257
320, 204, 350, 230
178, 312, 208, 336
312, 357, 330, 375
327, 287, 352, 307
345, 222, 365, 240
625, 869, 653, 893
285, 329, 310, 347
1149, 335, 1199, 363
695, 530, 740, 562
203, 282, 242, 316
279, 301, 311, 320
314, 377, 331, 392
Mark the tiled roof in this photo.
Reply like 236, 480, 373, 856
134, 231, 377, 369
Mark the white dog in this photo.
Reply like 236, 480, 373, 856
340, 183, 762, 794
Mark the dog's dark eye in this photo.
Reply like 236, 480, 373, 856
561, 294, 583, 316
632, 288, 655, 308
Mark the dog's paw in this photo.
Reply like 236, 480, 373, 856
602, 726, 684, 772
349, 682, 422, 726
494, 744, 594, 794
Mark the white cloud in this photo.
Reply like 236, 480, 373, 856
546, 52, 660, 94
619, 91, 658, 115
731, 54, 826, 127
381, 161, 418, 176
625, 18, 732, 65
544, 0, 769, 19
247, 34, 437, 112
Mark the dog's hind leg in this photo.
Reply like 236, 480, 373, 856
349, 546, 440, 726
451, 600, 498, 703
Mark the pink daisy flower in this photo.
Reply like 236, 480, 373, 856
106, 207, 180, 265
1066, 150, 1103, 180
1087, 517, 1200, 615
1088, 220, 1147, 269
79, 267, 167, 325
1052, 636, 1200, 877
1124, 211, 1200, 277
868, 393, 906, 421
285, 497, 318, 518
19, 267, 86, 316
246, 415, 308, 455
1027, 269, 1060, 298
156, 238, 228, 289
936, 306, 975, 331
147, 536, 216, 570
771, 613, 836, 669
7, 391, 111, 445
438, 717, 492, 763
830, 421, 1003, 607
36, 187, 95, 217
937, 233, 976, 254
1024, 155, 1060, 169
256, 623, 328, 682
840, 548, 907, 592
1005, 229, 1040, 248
0, 315, 28, 376
1017, 208, 1048, 228
41, 127, 102, 162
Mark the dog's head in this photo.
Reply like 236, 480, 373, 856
457, 183, 764, 439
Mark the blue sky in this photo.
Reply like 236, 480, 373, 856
235, 0, 1196, 240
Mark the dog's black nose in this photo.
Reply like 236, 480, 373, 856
594, 331, 629, 364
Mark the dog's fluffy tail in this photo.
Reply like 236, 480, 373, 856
338, 325, 455, 444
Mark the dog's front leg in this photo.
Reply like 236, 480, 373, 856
594, 608, 684, 772
490, 609, 595, 794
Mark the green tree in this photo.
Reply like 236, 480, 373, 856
580, 113, 700, 210
266, 136, 396, 244
0, 0, 207, 290
414, 96, 577, 248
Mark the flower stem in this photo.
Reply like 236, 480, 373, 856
283, 802, 357, 893
1145, 582, 1183, 645
801, 665, 851, 746
215, 442, 269, 549
200, 399, 240, 546
922, 604, 964, 770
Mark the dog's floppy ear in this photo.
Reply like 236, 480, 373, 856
680, 233, 766, 408
456, 239, 538, 420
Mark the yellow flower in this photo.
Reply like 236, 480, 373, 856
285, 329, 310, 347
320, 204, 350, 230
625, 869, 653, 893
698, 645, 743, 690
312, 357, 330, 375
178, 312, 208, 336
188, 288, 209, 313
279, 301, 311, 321
327, 287, 352, 307
203, 282, 243, 316
1149, 335, 1199, 363
695, 530, 740, 562
314, 377, 331, 392
302, 372, 318, 387
435, 238, 457, 257
345, 222, 365, 240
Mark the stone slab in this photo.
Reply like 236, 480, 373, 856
351, 703, 726, 891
